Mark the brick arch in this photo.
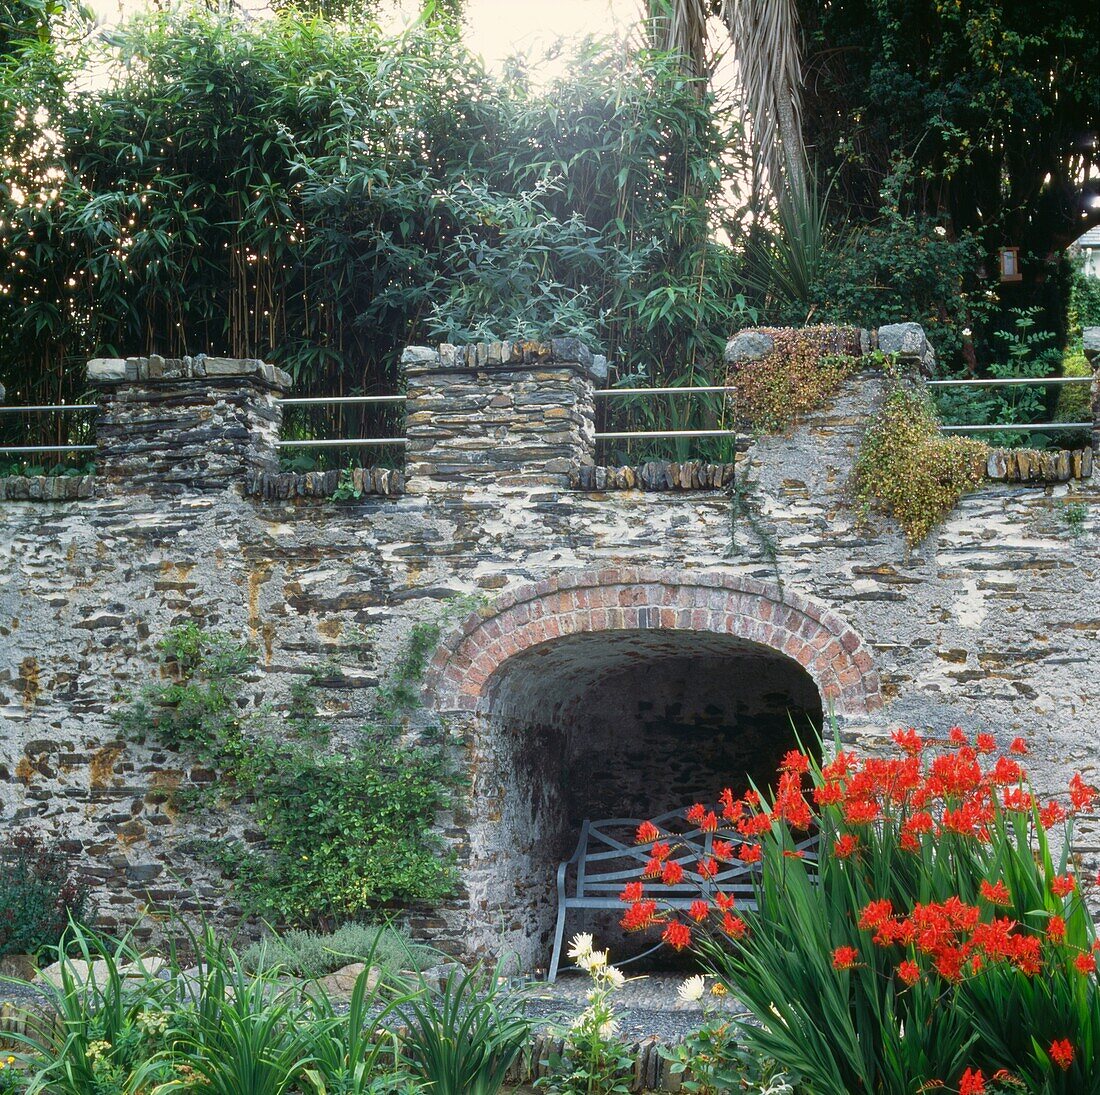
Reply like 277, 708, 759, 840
427, 567, 882, 718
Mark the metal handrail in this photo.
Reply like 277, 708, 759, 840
275, 438, 407, 448
941, 423, 1091, 434
0, 444, 97, 453
0, 404, 97, 413
595, 429, 739, 440
928, 377, 1092, 388
276, 395, 406, 406
594, 386, 737, 397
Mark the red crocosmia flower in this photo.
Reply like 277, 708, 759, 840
619, 881, 644, 903
821, 751, 856, 780
1010, 935, 1042, 975
738, 842, 763, 864
1075, 952, 1096, 974
1069, 773, 1097, 812
949, 726, 968, 745
661, 860, 685, 886
891, 727, 924, 755
712, 839, 734, 861
650, 841, 672, 861
1051, 874, 1076, 897
1009, 737, 1029, 755
1039, 801, 1067, 829
662, 920, 692, 950
738, 812, 773, 837
974, 733, 996, 754
635, 821, 660, 845
858, 899, 894, 931
831, 945, 860, 970
689, 900, 709, 922
715, 892, 736, 912
700, 811, 719, 833
1002, 787, 1033, 812
686, 803, 707, 825
897, 960, 920, 986
720, 793, 744, 822
813, 782, 844, 806
743, 790, 760, 808
1049, 1039, 1073, 1070
979, 880, 1011, 906
899, 832, 921, 854
696, 857, 718, 879
834, 834, 859, 858
1048, 915, 1067, 943
934, 947, 965, 982
722, 913, 747, 938
843, 799, 881, 825
992, 756, 1024, 785
642, 857, 662, 878
779, 749, 810, 774
782, 849, 805, 859
620, 900, 657, 931
959, 1068, 986, 1095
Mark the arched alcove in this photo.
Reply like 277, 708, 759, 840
425, 568, 880, 970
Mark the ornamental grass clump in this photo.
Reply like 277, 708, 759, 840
620, 729, 1099, 1095
855, 385, 987, 544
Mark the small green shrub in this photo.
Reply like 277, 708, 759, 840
1055, 352, 1093, 426
1060, 502, 1088, 538
0, 830, 89, 958
241, 922, 434, 980
855, 385, 987, 544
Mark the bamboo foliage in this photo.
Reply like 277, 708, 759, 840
0, 8, 756, 465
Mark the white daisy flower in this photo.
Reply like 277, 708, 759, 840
678, 974, 706, 1002
567, 933, 594, 962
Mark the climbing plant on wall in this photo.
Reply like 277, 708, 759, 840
118, 621, 456, 926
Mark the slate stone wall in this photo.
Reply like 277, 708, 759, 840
1, 336, 1098, 967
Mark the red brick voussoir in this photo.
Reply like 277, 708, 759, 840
426, 568, 883, 718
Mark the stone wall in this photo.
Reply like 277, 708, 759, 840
1, 331, 1099, 969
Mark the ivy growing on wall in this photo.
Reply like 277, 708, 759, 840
118, 620, 456, 927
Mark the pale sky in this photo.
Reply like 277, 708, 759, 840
84, 0, 642, 75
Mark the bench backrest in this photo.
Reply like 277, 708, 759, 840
567, 809, 819, 901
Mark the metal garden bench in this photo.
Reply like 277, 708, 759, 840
548, 808, 819, 982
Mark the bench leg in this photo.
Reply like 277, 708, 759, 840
548, 869, 570, 983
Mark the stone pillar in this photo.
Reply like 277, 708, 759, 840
88, 355, 290, 495
1084, 327, 1100, 459
401, 339, 601, 494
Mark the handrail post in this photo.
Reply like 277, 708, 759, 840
87, 355, 291, 496
401, 339, 603, 495
1084, 328, 1100, 461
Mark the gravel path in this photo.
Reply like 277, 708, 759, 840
518, 971, 748, 1042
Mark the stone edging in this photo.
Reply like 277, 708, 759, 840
570, 461, 737, 491
88, 354, 291, 388
986, 448, 1092, 482
246, 467, 405, 500
0, 474, 94, 501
